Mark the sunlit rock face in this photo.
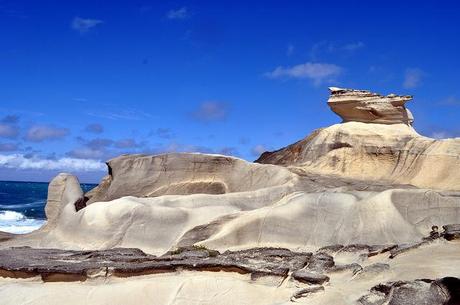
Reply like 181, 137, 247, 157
327, 87, 414, 125
2, 87, 460, 305
256, 88, 460, 191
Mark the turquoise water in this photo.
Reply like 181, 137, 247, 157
0, 181, 96, 234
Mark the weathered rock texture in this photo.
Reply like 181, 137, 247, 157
256, 122, 460, 191
1, 87, 460, 305
86, 153, 298, 204
44, 173, 83, 229
358, 277, 460, 305
327, 87, 414, 125
256, 88, 460, 191
0, 246, 311, 281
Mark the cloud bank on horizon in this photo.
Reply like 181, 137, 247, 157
0, 1, 459, 182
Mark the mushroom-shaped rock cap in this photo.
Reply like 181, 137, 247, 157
327, 87, 414, 125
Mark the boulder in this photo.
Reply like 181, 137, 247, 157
291, 270, 330, 284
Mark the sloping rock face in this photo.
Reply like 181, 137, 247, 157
86, 153, 298, 204
327, 87, 414, 125
255, 90, 460, 190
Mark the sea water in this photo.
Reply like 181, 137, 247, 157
0, 181, 95, 234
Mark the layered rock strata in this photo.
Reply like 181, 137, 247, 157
256, 89, 460, 191
327, 87, 414, 125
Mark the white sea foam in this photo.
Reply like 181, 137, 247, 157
0, 210, 45, 234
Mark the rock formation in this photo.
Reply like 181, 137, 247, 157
327, 87, 414, 125
85, 153, 299, 204
256, 88, 460, 191
1, 87, 460, 305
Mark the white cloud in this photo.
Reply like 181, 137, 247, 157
0, 154, 106, 171
71, 17, 103, 33
166, 7, 189, 19
265, 62, 342, 85
24, 125, 69, 142
403, 68, 424, 89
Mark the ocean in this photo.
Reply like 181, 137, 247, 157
0, 181, 96, 234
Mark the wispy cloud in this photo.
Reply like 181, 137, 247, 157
264, 62, 342, 85
0, 115, 20, 139
87, 109, 154, 120
24, 125, 69, 142
84, 123, 104, 134
1, 115, 19, 124
218, 147, 239, 156
431, 131, 451, 139
66, 147, 106, 160
166, 7, 189, 20
71, 17, 103, 33
439, 96, 460, 106
0, 124, 19, 139
191, 101, 229, 122
150, 128, 175, 139
310, 41, 365, 60
286, 44, 295, 56
69, 136, 146, 160
239, 137, 250, 145
114, 138, 145, 149
0, 143, 18, 152
403, 68, 425, 89
251, 144, 268, 157
0, 154, 105, 171
342, 41, 365, 51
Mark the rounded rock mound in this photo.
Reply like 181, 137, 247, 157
86, 153, 297, 204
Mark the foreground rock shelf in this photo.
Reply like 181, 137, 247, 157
0, 246, 313, 282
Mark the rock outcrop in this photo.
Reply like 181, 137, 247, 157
0, 246, 311, 282
358, 277, 460, 305
327, 87, 414, 125
44, 173, 83, 229
86, 153, 298, 204
256, 88, 460, 191
1, 87, 460, 305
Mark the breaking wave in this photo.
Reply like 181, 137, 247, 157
0, 210, 45, 234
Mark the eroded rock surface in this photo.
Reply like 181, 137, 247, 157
86, 153, 299, 204
256, 88, 460, 191
358, 277, 460, 305
255, 122, 460, 191
327, 87, 414, 125
1, 88, 460, 304
0, 246, 311, 282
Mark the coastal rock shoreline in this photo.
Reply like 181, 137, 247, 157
1, 87, 460, 305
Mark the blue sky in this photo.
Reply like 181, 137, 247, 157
1, 0, 459, 182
